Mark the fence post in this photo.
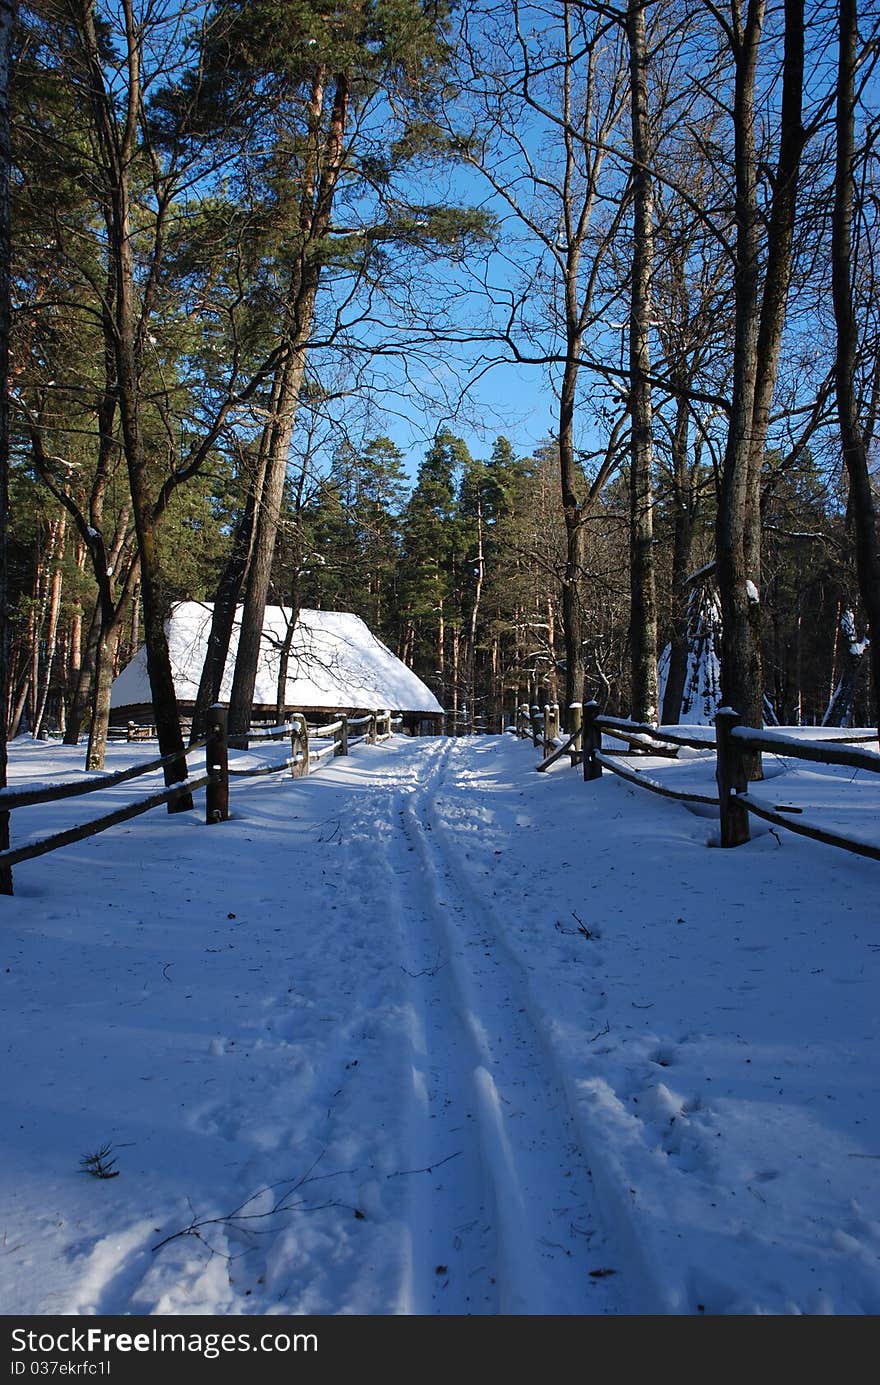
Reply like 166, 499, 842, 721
568, 702, 583, 765
582, 700, 602, 781
715, 708, 750, 847
291, 713, 310, 777
338, 714, 349, 756
205, 704, 229, 824
530, 705, 542, 747
518, 704, 529, 738
543, 705, 553, 757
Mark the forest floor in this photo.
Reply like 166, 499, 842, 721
1, 730, 879, 1316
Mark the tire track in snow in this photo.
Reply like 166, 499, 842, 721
381, 737, 625, 1315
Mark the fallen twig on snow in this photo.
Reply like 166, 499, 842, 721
151, 1153, 358, 1255
386, 1151, 463, 1179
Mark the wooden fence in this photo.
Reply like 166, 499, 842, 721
0, 707, 402, 894
520, 700, 880, 862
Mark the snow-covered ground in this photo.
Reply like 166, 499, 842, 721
1, 730, 879, 1316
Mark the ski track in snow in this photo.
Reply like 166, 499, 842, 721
371, 738, 626, 1315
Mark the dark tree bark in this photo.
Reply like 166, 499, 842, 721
559, 342, 587, 720
714, 0, 805, 777
64, 595, 101, 746
229, 343, 311, 740
626, 0, 658, 722
228, 66, 349, 742
661, 397, 698, 724
78, 0, 191, 803
832, 0, 880, 740
189, 448, 266, 743
0, 0, 14, 891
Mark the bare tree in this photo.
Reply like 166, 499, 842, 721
454, 0, 632, 716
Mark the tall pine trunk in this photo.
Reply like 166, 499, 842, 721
0, 0, 14, 889
189, 448, 267, 743
81, 0, 190, 803
715, 0, 804, 776
86, 621, 124, 771
32, 513, 67, 738
229, 344, 309, 741
660, 399, 695, 724
626, 0, 658, 723
560, 350, 586, 719
832, 0, 880, 740
227, 67, 349, 742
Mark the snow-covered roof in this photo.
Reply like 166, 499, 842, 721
110, 602, 443, 715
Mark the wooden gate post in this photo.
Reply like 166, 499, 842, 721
568, 702, 583, 765
518, 704, 529, 738
715, 708, 751, 846
582, 700, 602, 781
542, 705, 552, 756
291, 713, 310, 777
205, 704, 229, 823
338, 714, 349, 756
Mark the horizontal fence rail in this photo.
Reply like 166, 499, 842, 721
0, 774, 213, 870
593, 751, 721, 807
2, 706, 404, 894
0, 737, 211, 811
521, 698, 880, 863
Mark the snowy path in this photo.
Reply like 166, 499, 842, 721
370, 738, 623, 1314
3, 731, 880, 1316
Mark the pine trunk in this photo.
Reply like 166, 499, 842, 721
0, 0, 13, 889
627, 0, 658, 724
228, 345, 309, 742
832, 0, 880, 741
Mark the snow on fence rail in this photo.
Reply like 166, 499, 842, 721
516, 700, 880, 861
0, 707, 401, 895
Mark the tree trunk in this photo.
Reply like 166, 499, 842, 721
715, 0, 765, 761
832, 0, 880, 740
116, 302, 190, 805
465, 495, 484, 726
715, 0, 804, 776
626, 0, 658, 724
86, 621, 124, 771
560, 348, 586, 713
0, 0, 14, 889
80, 0, 190, 805
660, 399, 695, 724
190, 450, 267, 743
62, 544, 87, 743
228, 66, 349, 743
32, 513, 67, 738
229, 344, 309, 741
